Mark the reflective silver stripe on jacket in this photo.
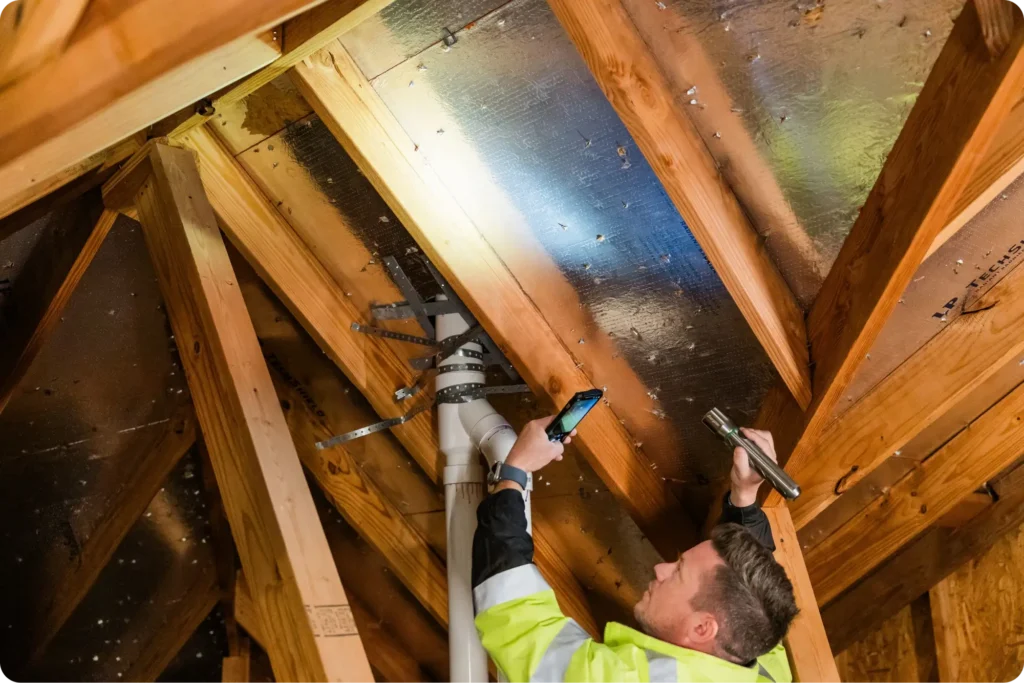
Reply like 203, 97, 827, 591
529, 620, 590, 682
474, 564, 552, 613
758, 663, 776, 682
646, 651, 678, 682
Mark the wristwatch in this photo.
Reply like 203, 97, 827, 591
488, 462, 529, 490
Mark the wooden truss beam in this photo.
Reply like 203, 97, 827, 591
0, 133, 142, 226
806, 378, 1024, 606
273, 326, 448, 626
119, 564, 221, 683
0, 205, 117, 417
178, 123, 600, 636
763, 506, 839, 682
546, 0, 811, 410
926, 90, 1024, 258
220, 637, 251, 683
0, 0, 89, 88
822, 460, 1024, 652
168, 0, 394, 139
25, 408, 196, 665
291, 41, 691, 558
236, 572, 430, 683
127, 142, 371, 681
240, 268, 446, 629
763, 0, 1024, 505
790, 256, 1024, 529
0, 0, 309, 223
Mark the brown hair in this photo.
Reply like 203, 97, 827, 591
698, 523, 799, 663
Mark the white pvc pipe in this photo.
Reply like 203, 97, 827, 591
436, 299, 534, 681
437, 301, 490, 683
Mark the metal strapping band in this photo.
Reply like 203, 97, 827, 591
315, 402, 431, 450
409, 346, 483, 370
350, 322, 436, 347
316, 383, 530, 447
437, 363, 486, 374
436, 383, 530, 404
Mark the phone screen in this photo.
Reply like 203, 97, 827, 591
546, 390, 603, 442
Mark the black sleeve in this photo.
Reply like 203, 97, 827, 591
472, 489, 534, 588
717, 491, 776, 551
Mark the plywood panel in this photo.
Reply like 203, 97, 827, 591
930, 520, 1024, 682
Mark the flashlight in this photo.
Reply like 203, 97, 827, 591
702, 408, 801, 500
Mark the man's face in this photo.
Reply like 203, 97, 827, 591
633, 540, 724, 652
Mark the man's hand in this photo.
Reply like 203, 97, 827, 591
730, 428, 776, 507
495, 417, 576, 492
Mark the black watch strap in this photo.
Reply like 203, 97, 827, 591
491, 462, 529, 489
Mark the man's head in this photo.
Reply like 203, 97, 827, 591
633, 523, 798, 664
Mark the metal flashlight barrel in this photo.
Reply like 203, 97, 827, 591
702, 408, 801, 500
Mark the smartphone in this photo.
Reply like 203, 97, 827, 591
546, 389, 603, 442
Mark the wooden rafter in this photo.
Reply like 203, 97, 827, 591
790, 259, 1024, 529
0, 204, 116, 416
271, 323, 449, 626
763, 0, 1024, 506
125, 142, 371, 681
291, 41, 692, 558
178, 123, 601, 636
977, 0, 1020, 57
220, 637, 251, 683
117, 567, 220, 682
236, 572, 431, 683
822, 459, 1024, 652
925, 89, 1024, 259
806, 377, 1024, 606
167, 0, 394, 139
0, 133, 142, 226
24, 409, 196, 666
0, 0, 308, 224
0, 0, 89, 88
0, 0, 330, 167
763, 506, 840, 682
546, 0, 811, 409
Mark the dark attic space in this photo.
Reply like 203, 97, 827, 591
2, 0, 1024, 681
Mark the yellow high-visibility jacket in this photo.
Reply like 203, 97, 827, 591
475, 564, 791, 682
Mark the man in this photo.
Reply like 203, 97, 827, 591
472, 417, 799, 682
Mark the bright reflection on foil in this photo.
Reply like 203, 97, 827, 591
650, 0, 963, 302
363, 0, 776, 498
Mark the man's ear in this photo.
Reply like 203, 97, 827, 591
690, 612, 719, 645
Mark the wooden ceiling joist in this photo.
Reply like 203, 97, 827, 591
291, 40, 693, 559
546, 0, 811, 410
806, 376, 1024, 606
167, 0, 394, 140
822, 460, 1024, 653
0, 0, 328, 224
0, 205, 116, 417
763, 0, 1024, 506
24, 408, 197, 668
178, 123, 601, 637
125, 141, 372, 681
790, 257, 1024, 530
